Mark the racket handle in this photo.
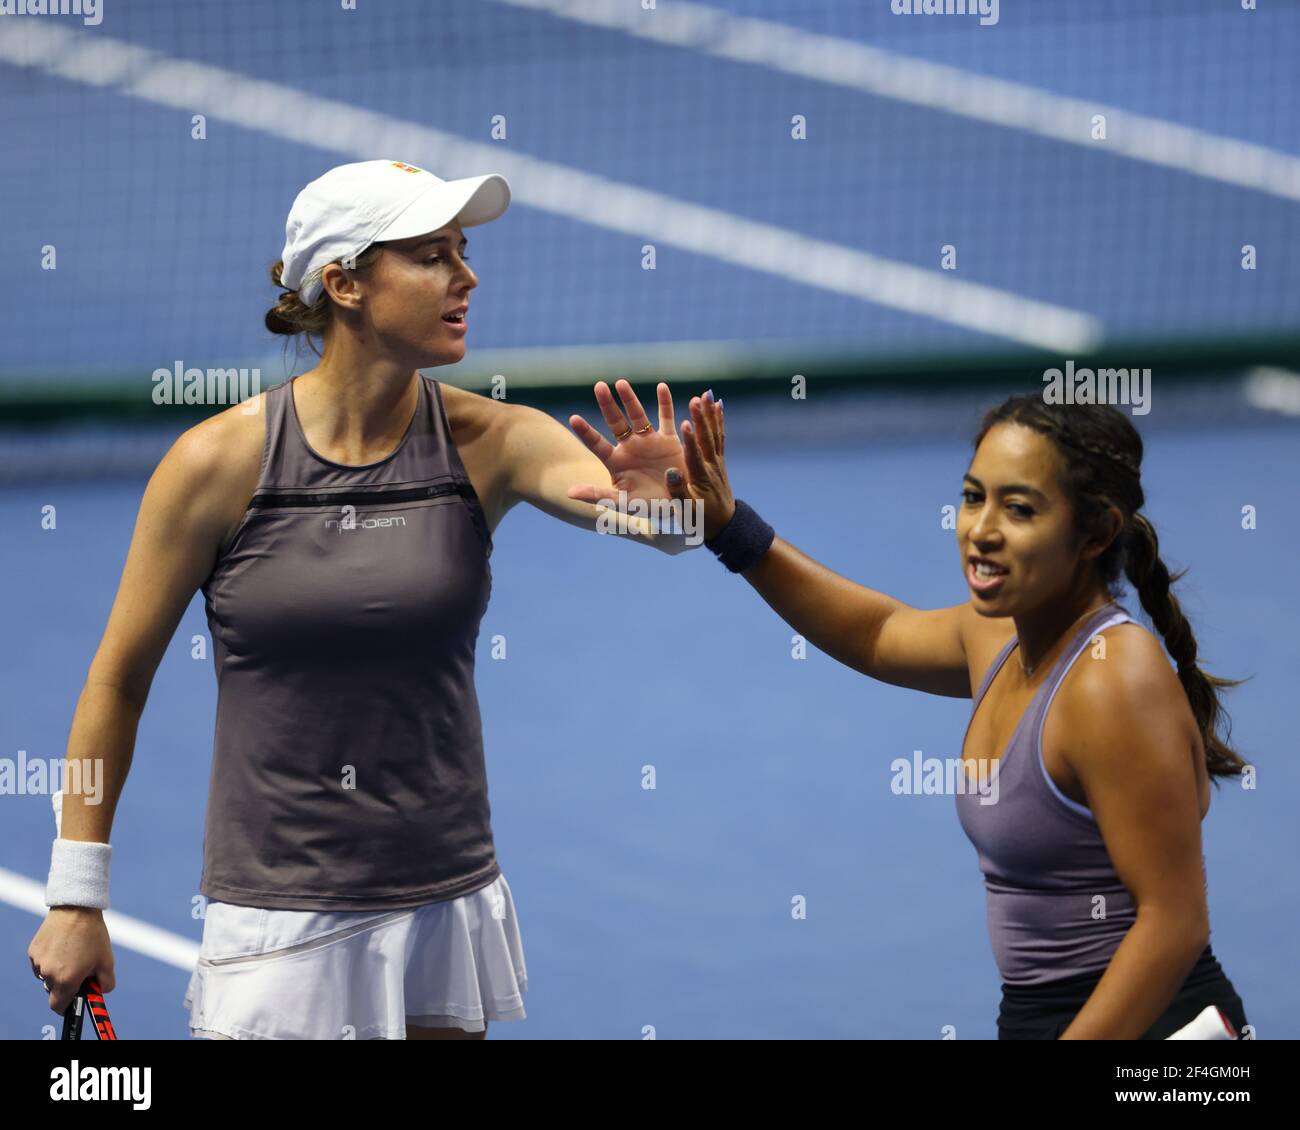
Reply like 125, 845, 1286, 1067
83, 977, 117, 1040
60, 985, 86, 1041
59, 978, 116, 1041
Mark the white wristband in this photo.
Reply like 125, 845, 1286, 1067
45, 837, 112, 910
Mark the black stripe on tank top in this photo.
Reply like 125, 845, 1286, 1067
248, 482, 472, 509
248, 481, 493, 555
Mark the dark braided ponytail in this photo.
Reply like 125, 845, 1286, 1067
974, 395, 1247, 782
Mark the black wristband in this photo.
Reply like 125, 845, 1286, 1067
705, 499, 775, 573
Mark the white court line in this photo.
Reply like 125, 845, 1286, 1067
498, 0, 1300, 204
0, 866, 199, 971
0, 20, 1101, 353
1244, 367, 1300, 417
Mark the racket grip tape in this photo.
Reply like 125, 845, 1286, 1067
59, 977, 116, 1041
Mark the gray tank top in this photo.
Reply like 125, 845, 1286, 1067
955, 602, 1151, 985
198, 374, 500, 911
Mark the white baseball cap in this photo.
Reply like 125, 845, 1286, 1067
279, 159, 511, 305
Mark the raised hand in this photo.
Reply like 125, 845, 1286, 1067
566, 379, 687, 507
669, 390, 736, 541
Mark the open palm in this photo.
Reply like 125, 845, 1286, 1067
566, 379, 686, 506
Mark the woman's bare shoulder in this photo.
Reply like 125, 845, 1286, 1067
1057, 619, 1188, 719
174, 394, 265, 475
436, 379, 514, 439
1048, 617, 1205, 812
437, 382, 542, 481
157, 394, 268, 539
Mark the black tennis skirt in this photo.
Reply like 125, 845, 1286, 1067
997, 945, 1248, 1040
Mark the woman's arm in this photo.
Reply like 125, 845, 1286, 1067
504, 379, 697, 554
29, 411, 245, 1012
59, 418, 240, 844
742, 539, 979, 697
1051, 628, 1210, 1039
667, 392, 979, 697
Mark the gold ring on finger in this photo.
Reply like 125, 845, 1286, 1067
614, 426, 633, 442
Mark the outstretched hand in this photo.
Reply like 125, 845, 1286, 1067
567, 380, 737, 542
668, 390, 736, 540
566, 379, 688, 508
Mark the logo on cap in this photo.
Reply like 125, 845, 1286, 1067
390, 162, 423, 174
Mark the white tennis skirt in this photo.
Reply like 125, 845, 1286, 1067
183, 872, 527, 1039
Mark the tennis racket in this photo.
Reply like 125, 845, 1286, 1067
61, 977, 116, 1041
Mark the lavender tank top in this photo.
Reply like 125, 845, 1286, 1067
955, 602, 1146, 985
198, 375, 499, 911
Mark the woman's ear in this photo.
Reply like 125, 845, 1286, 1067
1080, 502, 1124, 562
319, 261, 366, 312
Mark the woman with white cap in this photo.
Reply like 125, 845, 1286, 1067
27, 159, 696, 1040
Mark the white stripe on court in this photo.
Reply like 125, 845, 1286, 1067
0, 20, 1101, 353
1244, 367, 1300, 417
496, 0, 1300, 204
0, 866, 199, 972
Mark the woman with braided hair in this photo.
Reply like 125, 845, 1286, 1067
646, 389, 1249, 1039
